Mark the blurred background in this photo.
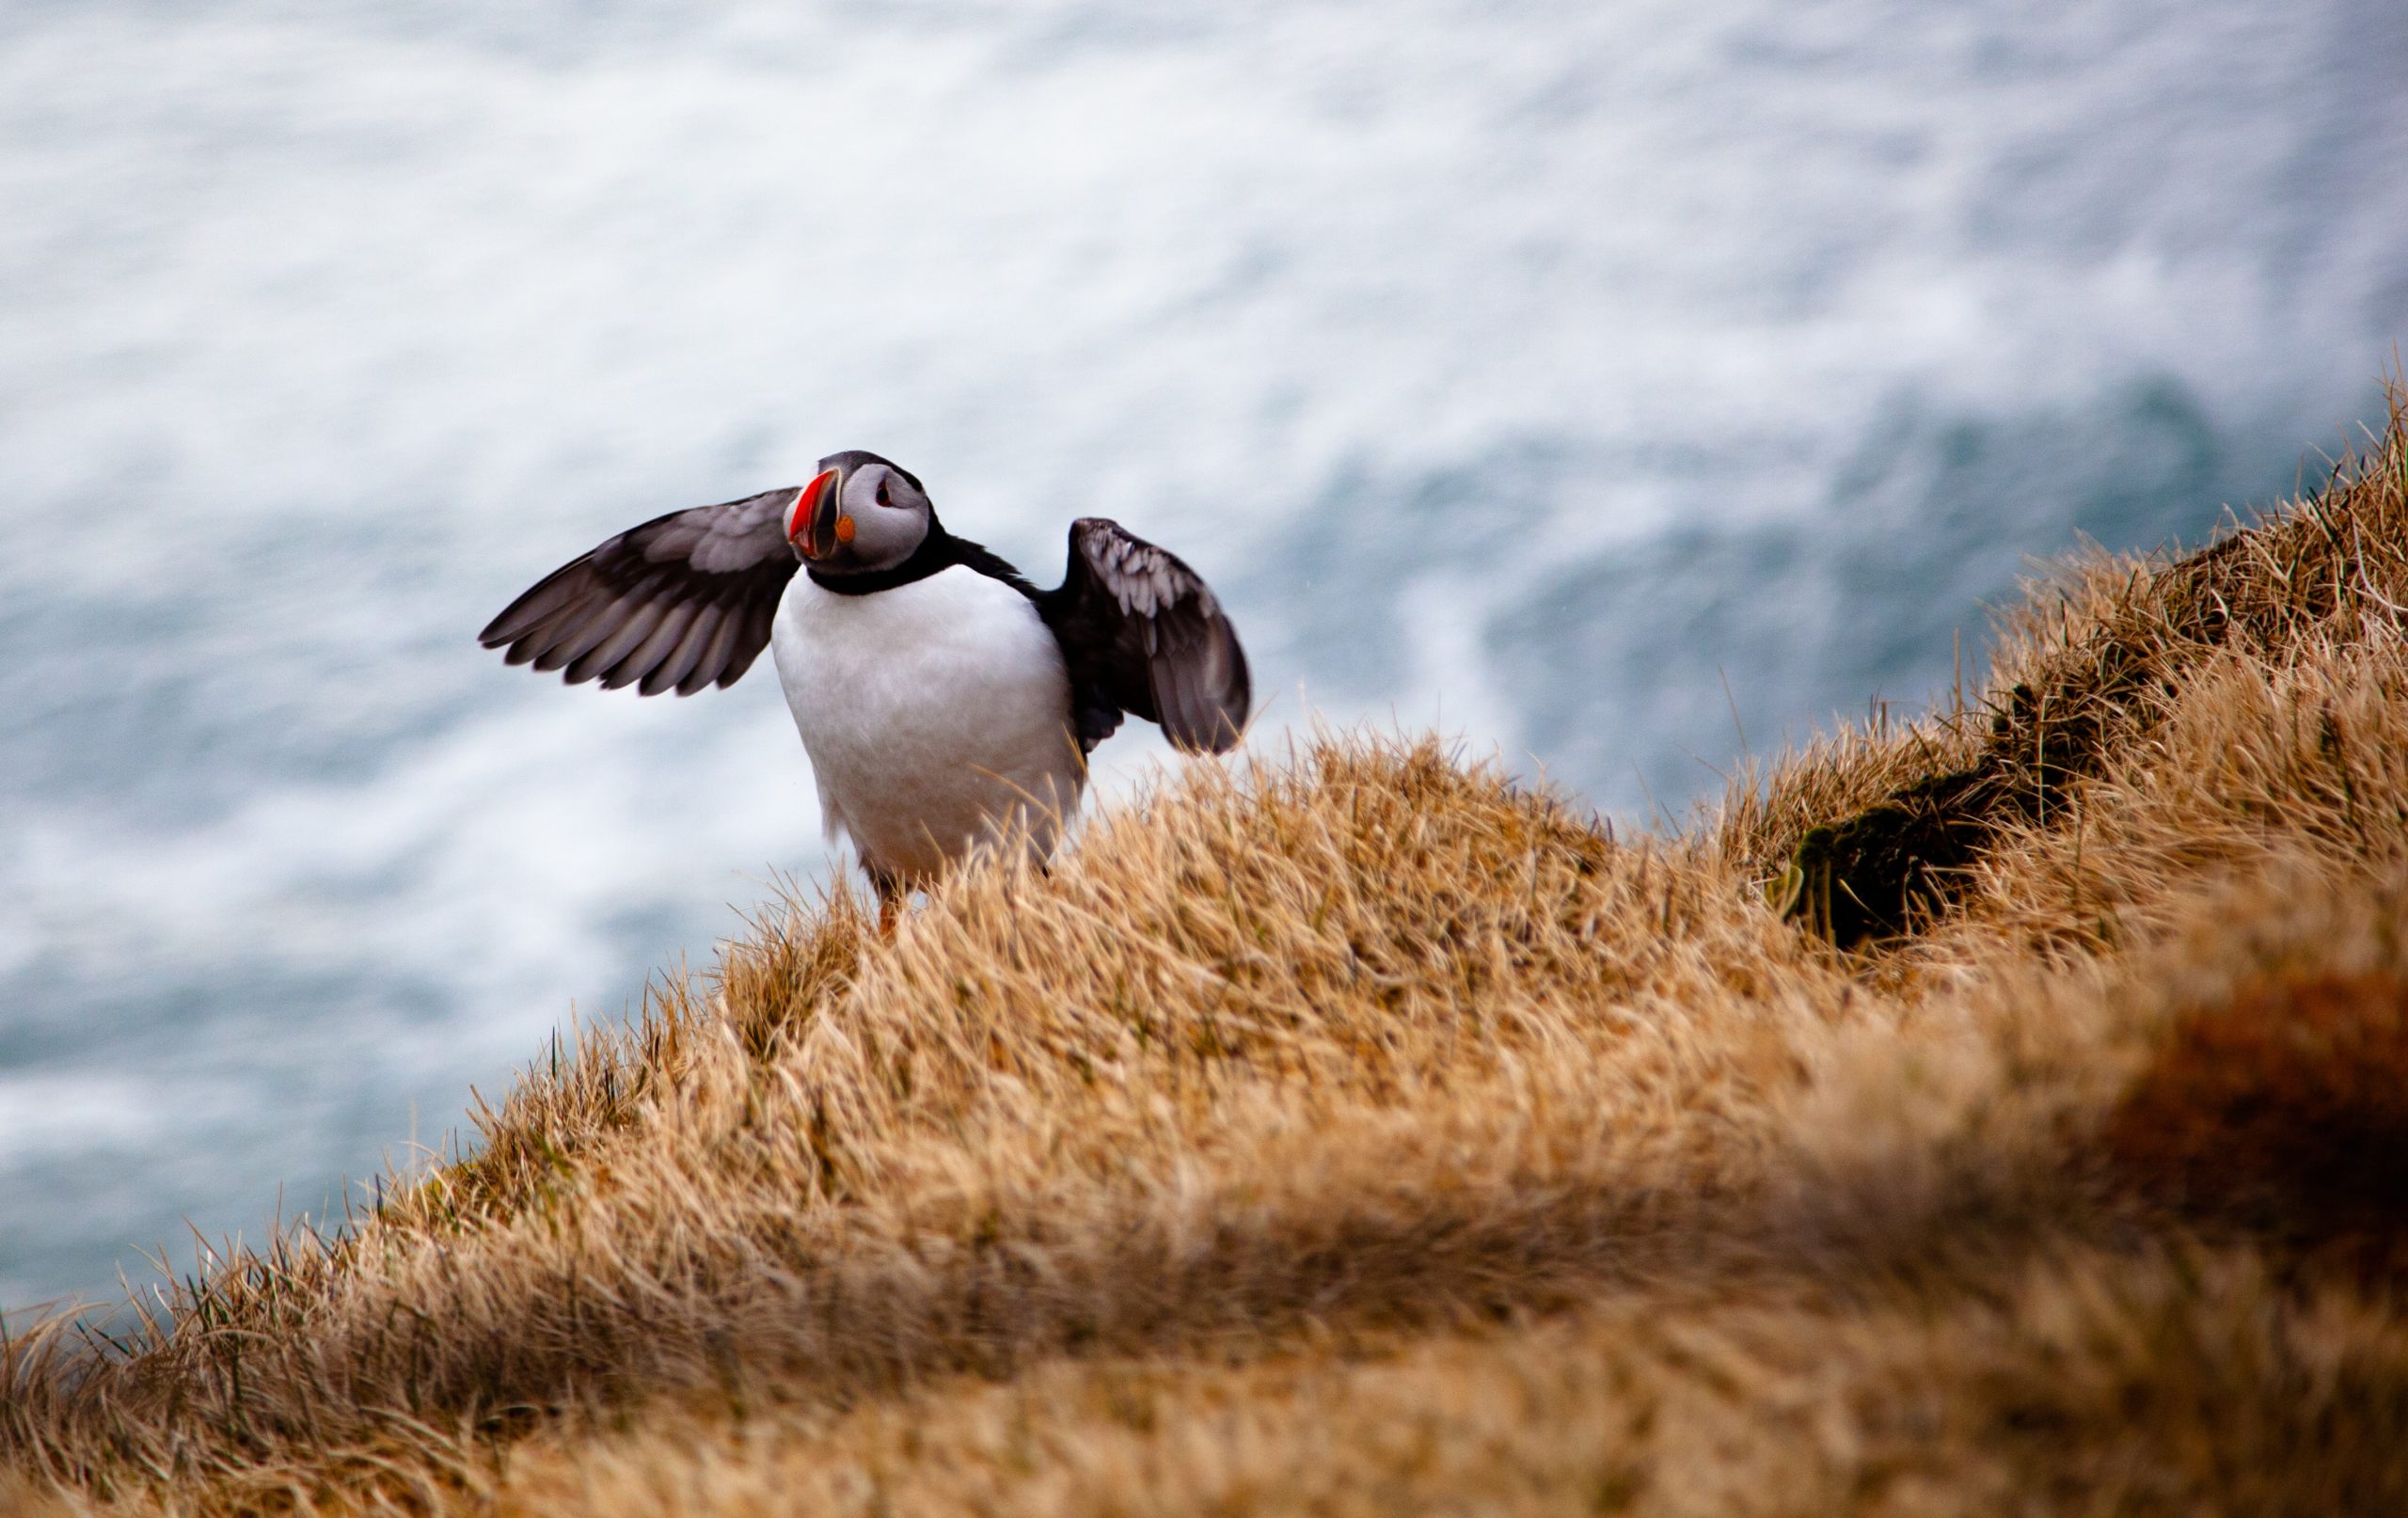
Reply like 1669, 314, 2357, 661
4, 0, 2404, 1311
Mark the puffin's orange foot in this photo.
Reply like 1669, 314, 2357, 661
866, 864, 905, 942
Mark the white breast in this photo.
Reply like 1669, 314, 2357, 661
771, 566, 1085, 884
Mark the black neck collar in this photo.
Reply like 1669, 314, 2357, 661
806, 520, 964, 596
805, 519, 1038, 601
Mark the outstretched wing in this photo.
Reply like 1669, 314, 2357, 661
477, 487, 801, 696
1038, 517, 1251, 753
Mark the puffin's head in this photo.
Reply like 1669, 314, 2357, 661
787, 451, 933, 573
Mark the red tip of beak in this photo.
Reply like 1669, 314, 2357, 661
789, 468, 841, 558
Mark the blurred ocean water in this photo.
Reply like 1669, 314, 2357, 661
3, 0, 2404, 1309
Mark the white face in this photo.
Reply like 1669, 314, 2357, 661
788, 455, 934, 573
835, 463, 932, 570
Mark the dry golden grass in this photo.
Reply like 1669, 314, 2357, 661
8, 394, 2408, 1515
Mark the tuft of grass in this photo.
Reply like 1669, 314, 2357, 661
6, 387, 2408, 1515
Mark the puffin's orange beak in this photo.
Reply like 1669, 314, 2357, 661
788, 468, 846, 561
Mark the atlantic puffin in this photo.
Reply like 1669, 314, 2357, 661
478, 451, 1251, 931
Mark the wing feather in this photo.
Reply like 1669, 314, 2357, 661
594, 600, 678, 685
479, 488, 801, 697
624, 600, 704, 697
718, 600, 780, 687
481, 563, 594, 646
678, 606, 747, 696
644, 603, 722, 697
529, 592, 638, 672
570, 592, 673, 687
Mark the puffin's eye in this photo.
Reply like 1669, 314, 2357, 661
876, 480, 892, 507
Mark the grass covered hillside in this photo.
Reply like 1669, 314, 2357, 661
9, 396, 2408, 1515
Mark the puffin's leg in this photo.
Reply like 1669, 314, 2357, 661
865, 863, 905, 941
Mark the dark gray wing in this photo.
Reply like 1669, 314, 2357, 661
1037, 517, 1251, 753
477, 487, 801, 697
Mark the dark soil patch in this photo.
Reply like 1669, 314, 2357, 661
1777, 451, 2405, 949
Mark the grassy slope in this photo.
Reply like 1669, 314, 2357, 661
8, 398, 2408, 1514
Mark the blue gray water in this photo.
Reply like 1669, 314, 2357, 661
5, 1, 2405, 1311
